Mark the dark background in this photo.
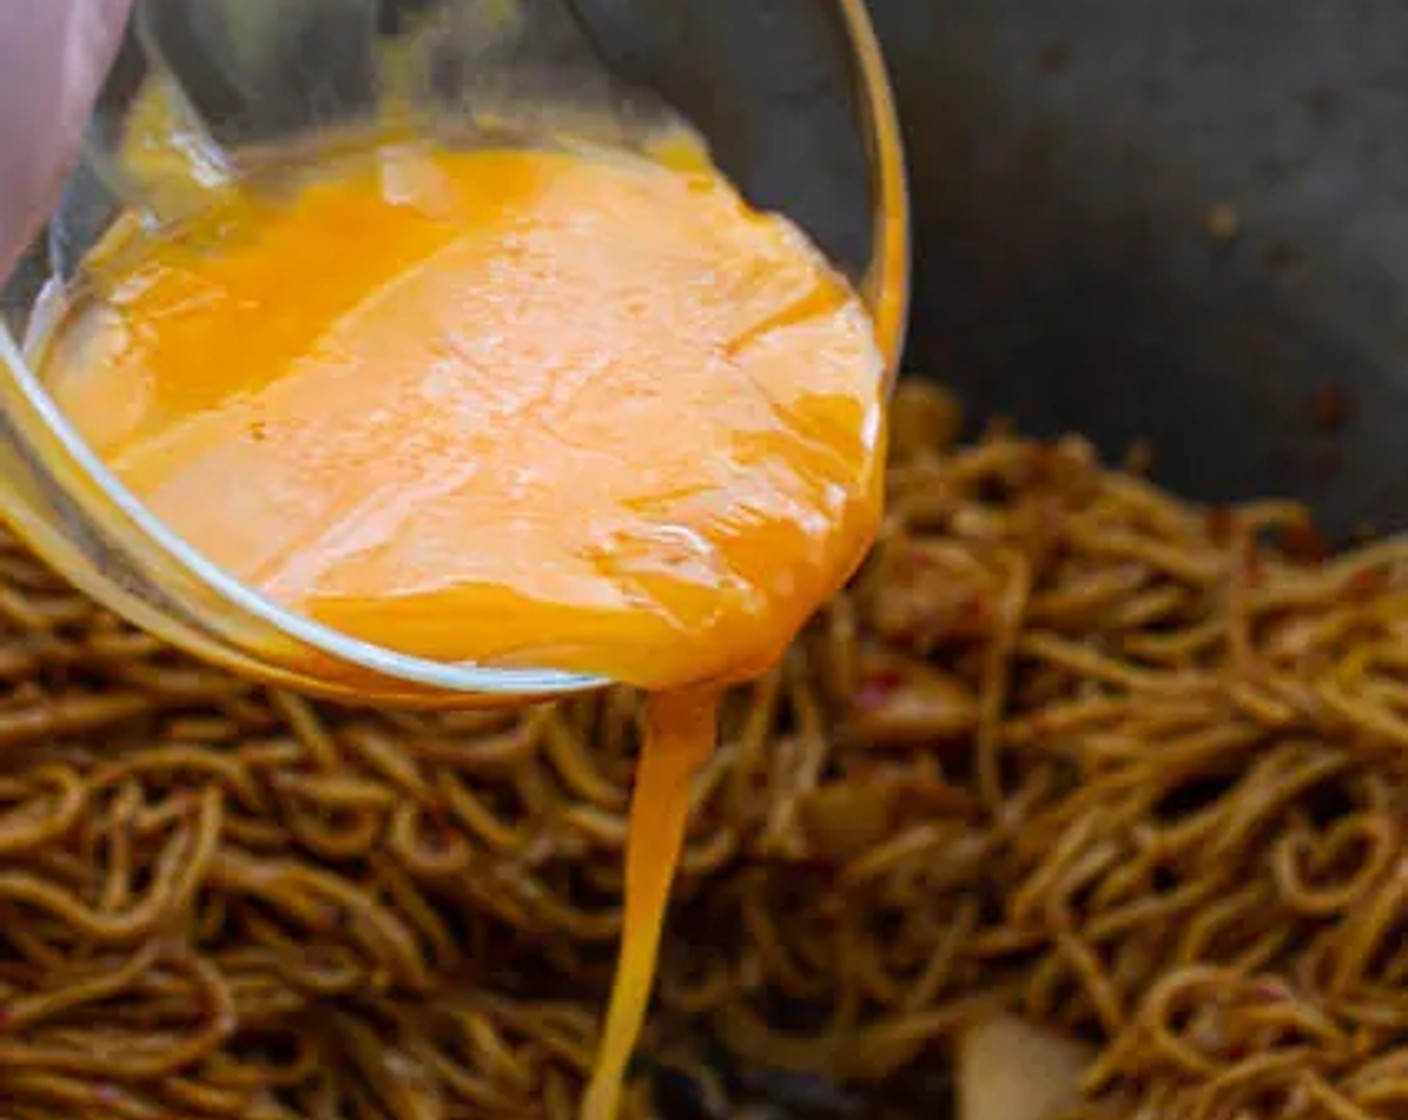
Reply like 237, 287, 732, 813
869, 0, 1408, 540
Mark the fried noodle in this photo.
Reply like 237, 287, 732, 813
0, 380, 1405, 1118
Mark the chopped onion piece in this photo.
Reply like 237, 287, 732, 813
958, 1015, 1091, 1120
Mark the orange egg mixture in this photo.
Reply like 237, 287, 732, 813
45, 140, 886, 1118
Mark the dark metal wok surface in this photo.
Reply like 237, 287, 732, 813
6, 3, 1408, 1116
873, 0, 1408, 540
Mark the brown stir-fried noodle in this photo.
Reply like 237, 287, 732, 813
1, 379, 1406, 1118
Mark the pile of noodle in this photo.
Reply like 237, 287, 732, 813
1, 379, 1405, 1119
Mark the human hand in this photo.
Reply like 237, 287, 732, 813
0, 0, 134, 280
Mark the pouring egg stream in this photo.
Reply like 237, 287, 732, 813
43, 118, 888, 1118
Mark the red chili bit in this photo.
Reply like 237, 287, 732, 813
1280, 522, 1329, 564
1204, 506, 1236, 545
0, 1007, 12, 1033
1345, 567, 1383, 598
853, 671, 904, 712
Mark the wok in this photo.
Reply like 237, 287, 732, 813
5, 0, 1406, 1114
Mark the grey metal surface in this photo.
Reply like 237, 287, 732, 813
870, 0, 1408, 538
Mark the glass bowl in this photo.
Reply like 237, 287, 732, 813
0, 0, 908, 707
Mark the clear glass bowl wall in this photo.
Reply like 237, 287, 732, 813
0, 0, 908, 707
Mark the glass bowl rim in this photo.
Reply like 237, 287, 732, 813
1, 0, 910, 700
